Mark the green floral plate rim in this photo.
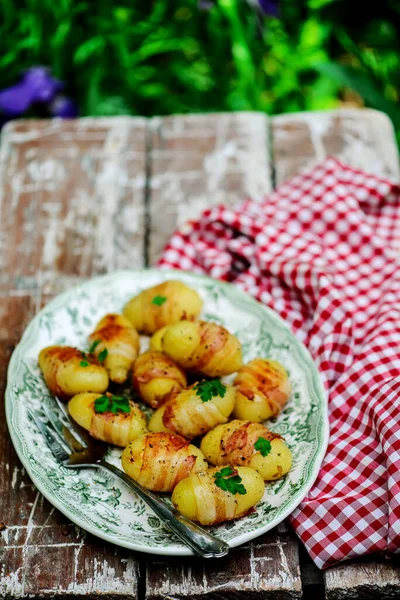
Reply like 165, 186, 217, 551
6, 269, 329, 556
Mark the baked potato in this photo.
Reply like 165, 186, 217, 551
121, 432, 208, 492
133, 351, 187, 409
149, 325, 169, 352
233, 359, 291, 422
200, 419, 292, 480
88, 313, 140, 384
161, 320, 242, 377
148, 380, 236, 439
172, 466, 264, 525
123, 280, 203, 335
38, 346, 109, 401
68, 392, 147, 447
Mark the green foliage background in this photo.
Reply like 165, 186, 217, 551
1, 0, 399, 140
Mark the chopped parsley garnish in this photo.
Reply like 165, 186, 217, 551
151, 295, 167, 306
193, 379, 227, 403
89, 339, 101, 353
213, 467, 246, 495
254, 437, 272, 457
94, 395, 130, 414
98, 348, 108, 363
80, 360, 89, 367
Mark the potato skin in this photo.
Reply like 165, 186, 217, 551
200, 420, 292, 480
123, 280, 203, 334
149, 325, 169, 352
68, 392, 147, 447
162, 320, 242, 377
88, 313, 140, 384
233, 359, 291, 422
149, 383, 236, 440
121, 432, 208, 492
38, 346, 109, 401
171, 466, 264, 525
133, 351, 187, 409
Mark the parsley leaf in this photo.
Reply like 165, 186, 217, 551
254, 437, 272, 457
151, 295, 167, 306
94, 395, 130, 414
98, 348, 108, 363
193, 379, 227, 402
80, 360, 89, 367
89, 339, 101, 353
213, 467, 247, 495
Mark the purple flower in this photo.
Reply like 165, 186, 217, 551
0, 67, 63, 116
50, 95, 78, 118
259, 0, 279, 17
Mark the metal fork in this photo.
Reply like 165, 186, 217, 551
28, 399, 229, 559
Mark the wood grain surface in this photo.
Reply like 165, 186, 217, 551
1, 109, 399, 599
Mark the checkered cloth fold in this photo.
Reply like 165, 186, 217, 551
158, 157, 400, 568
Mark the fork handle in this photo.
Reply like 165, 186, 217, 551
98, 461, 230, 559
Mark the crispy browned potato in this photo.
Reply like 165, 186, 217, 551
233, 359, 291, 422
133, 351, 187, 409
38, 346, 108, 401
68, 392, 147, 447
161, 320, 242, 377
200, 420, 292, 480
88, 313, 140, 384
172, 466, 264, 525
123, 280, 203, 334
121, 432, 208, 492
148, 382, 236, 439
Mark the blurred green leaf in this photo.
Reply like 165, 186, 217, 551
315, 62, 400, 127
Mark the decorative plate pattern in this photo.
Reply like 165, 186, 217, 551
5, 269, 328, 555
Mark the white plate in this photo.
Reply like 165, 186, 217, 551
6, 269, 328, 555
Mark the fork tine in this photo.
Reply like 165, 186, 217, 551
54, 396, 88, 449
41, 403, 75, 455
28, 409, 70, 463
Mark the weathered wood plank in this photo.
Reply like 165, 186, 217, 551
0, 117, 147, 292
0, 118, 147, 598
146, 111, 302, 599
148, 112, 272, 264
146, 523, 301, 600
271, 108, 400, 599
324, 560, 400, 600
272, 108, 400, 184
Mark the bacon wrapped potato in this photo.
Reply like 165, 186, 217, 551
38, 346, 109, 401
123, 280, 203, 335
121, 432, 208, 492
68, 392, 147, 447
133, 351, 187, 409
171, 466, 264, 525
88, 313, 140, 384
233, 359, 291, 422
149, 325, 169, 352
161, 320, 242, 377
200, 420, 292, 481
148, 381, 236, 439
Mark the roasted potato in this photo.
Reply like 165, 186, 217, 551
149, 325, 169, 352
88, 313, 140, 384
121, 432, 208, 492
161, 320, 242, 377
233, 359, 291, 422
200, 420, 292, 480
123, 280, 203, 334
148, 381, 236, 439
172, 466, 264, 525
133, 351, 187, 409
38, 346, 109, 401
68, 392, 147, 447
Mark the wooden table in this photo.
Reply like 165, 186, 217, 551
1, 109, 400, 600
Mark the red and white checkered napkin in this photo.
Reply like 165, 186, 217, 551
158, 157, 400, 568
